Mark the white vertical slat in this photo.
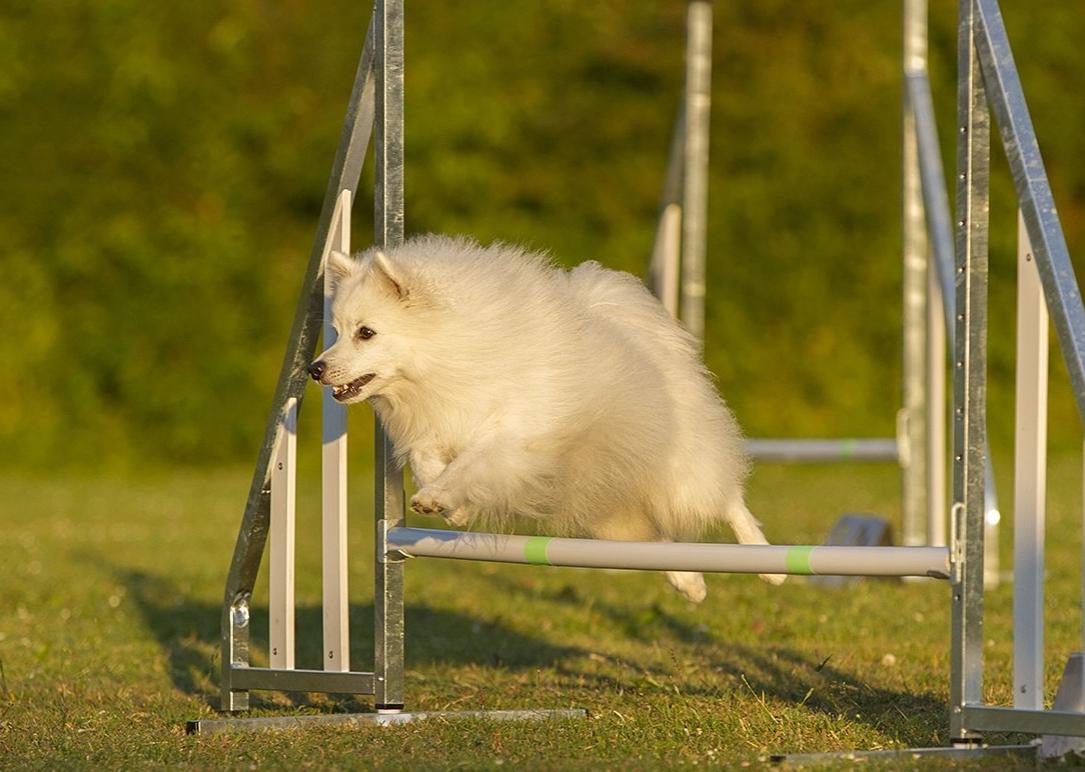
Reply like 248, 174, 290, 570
926, 253, 947, 546
270, 397, 298, 669
322, 189, 352, 672
1013, 208, 1048, 709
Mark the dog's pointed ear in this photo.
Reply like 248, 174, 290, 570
372, 250, 408, 301
325, 250, 356, 287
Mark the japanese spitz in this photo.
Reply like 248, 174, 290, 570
309, 235, 783, 601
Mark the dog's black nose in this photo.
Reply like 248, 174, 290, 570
308, 361, 326, 382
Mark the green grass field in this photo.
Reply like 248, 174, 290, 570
2, 457, 1082, 769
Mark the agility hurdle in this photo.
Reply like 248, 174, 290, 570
195, 0, 1085, 760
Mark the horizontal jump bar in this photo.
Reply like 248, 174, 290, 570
746, 438, 899, 463
386, 527, 950, 579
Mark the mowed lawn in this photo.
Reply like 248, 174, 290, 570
2, 456, 1081, 769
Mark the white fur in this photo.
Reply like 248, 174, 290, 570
313, 235, 785, 601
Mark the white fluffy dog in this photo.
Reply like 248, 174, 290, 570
309, 235, 783, 601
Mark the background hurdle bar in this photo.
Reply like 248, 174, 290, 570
746, 438, 899, 463
385, 527, 951, 579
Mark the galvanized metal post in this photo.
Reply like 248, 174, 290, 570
680, 1, 711, 340
902, 0, 930, 548
950, 0, 990, 743
373, 0, 406, 714
973, 1, 1085, 420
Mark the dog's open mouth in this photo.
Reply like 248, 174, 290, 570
331, 373, 375, 402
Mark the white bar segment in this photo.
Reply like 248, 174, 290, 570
901, 0, 929, 548
1013, 208, 1048, 709
270, 398, 298, 670
679, 0, 711, 339
387, 527, 951, 579
650, 202, 682, 319
322, 189, 352, 672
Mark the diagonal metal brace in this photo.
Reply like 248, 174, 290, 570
220, 20, 377, 712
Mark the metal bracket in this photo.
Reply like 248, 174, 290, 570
377, 519, 408, 564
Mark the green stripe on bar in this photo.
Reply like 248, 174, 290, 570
524, 536, 552, 565
841, 439, 857, 458
785, 545, 816, 575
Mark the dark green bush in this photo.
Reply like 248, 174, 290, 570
2, 1, 1083, 469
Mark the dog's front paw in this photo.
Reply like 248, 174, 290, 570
412, 486, 472, 526
410, 488, 451, 517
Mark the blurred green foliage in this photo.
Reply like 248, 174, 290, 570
2, 1, 1083, 469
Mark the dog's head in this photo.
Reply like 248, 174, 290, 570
308, 248, 424, 404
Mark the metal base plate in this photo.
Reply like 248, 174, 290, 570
772, 743, 1037, 766
187, 708, 587, 735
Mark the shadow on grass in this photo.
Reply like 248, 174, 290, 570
117, 569, 583, 711
485, 575, 947, 745
118, 567, 945, 742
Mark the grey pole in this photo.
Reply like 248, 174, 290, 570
680, 1, 711, 340
373, 0, 407, 714
219, 22, 376, 713
901, 0, 930, 548
950, 0, 990, 744
907, 49, 1001, 579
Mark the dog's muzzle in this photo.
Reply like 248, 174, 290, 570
308, 361, 375, 401
330, 373, 375, 401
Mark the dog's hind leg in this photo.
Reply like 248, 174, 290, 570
727, 501, 786, 586
586, 513, 707, 603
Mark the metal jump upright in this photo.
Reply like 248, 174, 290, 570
646, 0, 1004, 586
193, 0, 1085, 758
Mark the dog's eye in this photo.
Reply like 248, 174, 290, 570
357, 325, 376, 340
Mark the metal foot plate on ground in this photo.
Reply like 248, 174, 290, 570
1042, 652, 1085, 759
187, 708, 587, 735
